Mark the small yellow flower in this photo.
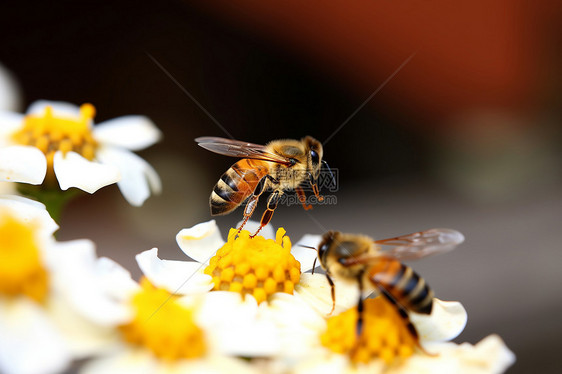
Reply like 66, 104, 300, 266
0, 100, 161, 206
11, 104, 98, 183
204, 228, 301, 304
119, 278, 206, 361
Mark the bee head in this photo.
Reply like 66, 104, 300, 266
318, 230, 345, 270
318, 231, 333, 263
303, 136, 323, 179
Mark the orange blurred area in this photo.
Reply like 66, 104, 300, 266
192, 0, 559, 127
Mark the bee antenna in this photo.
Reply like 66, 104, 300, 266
321, 160, 336, 189
298, 244, 317, 251
298, 244, 319, 275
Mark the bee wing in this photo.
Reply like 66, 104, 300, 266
374, 228, 465, 261
195, 137, 293, 165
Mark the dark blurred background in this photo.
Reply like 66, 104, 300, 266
1, 1, 561, 372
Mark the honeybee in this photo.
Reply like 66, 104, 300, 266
196, 136, 333, 236
314, 228, 464, 343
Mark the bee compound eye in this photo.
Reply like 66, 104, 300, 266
310, 150, 319, 164
318, 243, 329, 258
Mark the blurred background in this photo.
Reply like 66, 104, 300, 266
1, 1, 561, 372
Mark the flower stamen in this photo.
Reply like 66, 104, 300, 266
0, 213, 49, 302
119, 278, 206, 361
12, 104, 99, 167
321, 297, 417, 364
204, 228, 301, 304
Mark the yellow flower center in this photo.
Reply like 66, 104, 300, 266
204, 228, 301, 304
12, 104, 98, 169
321, 297, 416, 364
119, 278, 206, 361
0, 213, 49, 302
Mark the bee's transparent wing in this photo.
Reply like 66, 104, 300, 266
375, 228, 465, 261
195, 136, 292, 165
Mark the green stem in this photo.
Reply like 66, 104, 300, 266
16, 184, 80, 223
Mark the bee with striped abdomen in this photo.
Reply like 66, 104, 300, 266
196, 136, 333, 237
314, 228, 464, 343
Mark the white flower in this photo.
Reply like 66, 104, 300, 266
0, 195, 105, 374
130, 220, 359, 360
287, 293, 514, 374
52, 248, 263, 374
0, 100, 161, 206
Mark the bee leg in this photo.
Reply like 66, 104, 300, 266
310, 181, 324, 202
355, 272, 365, 337
296, 186, 313, 210
377, 288, 436, 356
251, 190, 280, 238
238, 176, 269, 233
306, 172, 324, 202
326, 274, 336, 315
350, 273, 365, 358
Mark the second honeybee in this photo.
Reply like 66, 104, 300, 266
315, 228, 464, 342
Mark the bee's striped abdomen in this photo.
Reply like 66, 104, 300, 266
210, 159, 269, 215
368, 258, 434, 315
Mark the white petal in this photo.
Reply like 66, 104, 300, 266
0, 145, 46, 184
81, 348, 159, 374
411, 298, 468, 343
293, 234, 322, 272
385, 347, 461, 374
236, 220, 275, 240
0, 298, 71, 374
136, 248, 213, 295
96, 257, 140, 301
195, 292, 280, 357
208, 317, 281, 357
0, 194, 46, 210
47, 292, 121, 358
292, 354, 351, 374
93, 116, 161, 151
192, 291, 258, 324
467, 335, 516, 374
267, 293, 327, 359
0, 111, 24, 142
53, 151, 120, 193
0, 194, 58, 236
176, 220, 225, 264
0, 64, 22, 111
400, 335, 515, 374
47, 239, 134, 326
0, 182, 15, 194
83, 349, 260, 374
27, 100, 81, 117
269, 293, 326, 329
176, 355, 260, 374
96, 147, 160, 206
295, 273, 359, 316
144, 157, 162, 195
